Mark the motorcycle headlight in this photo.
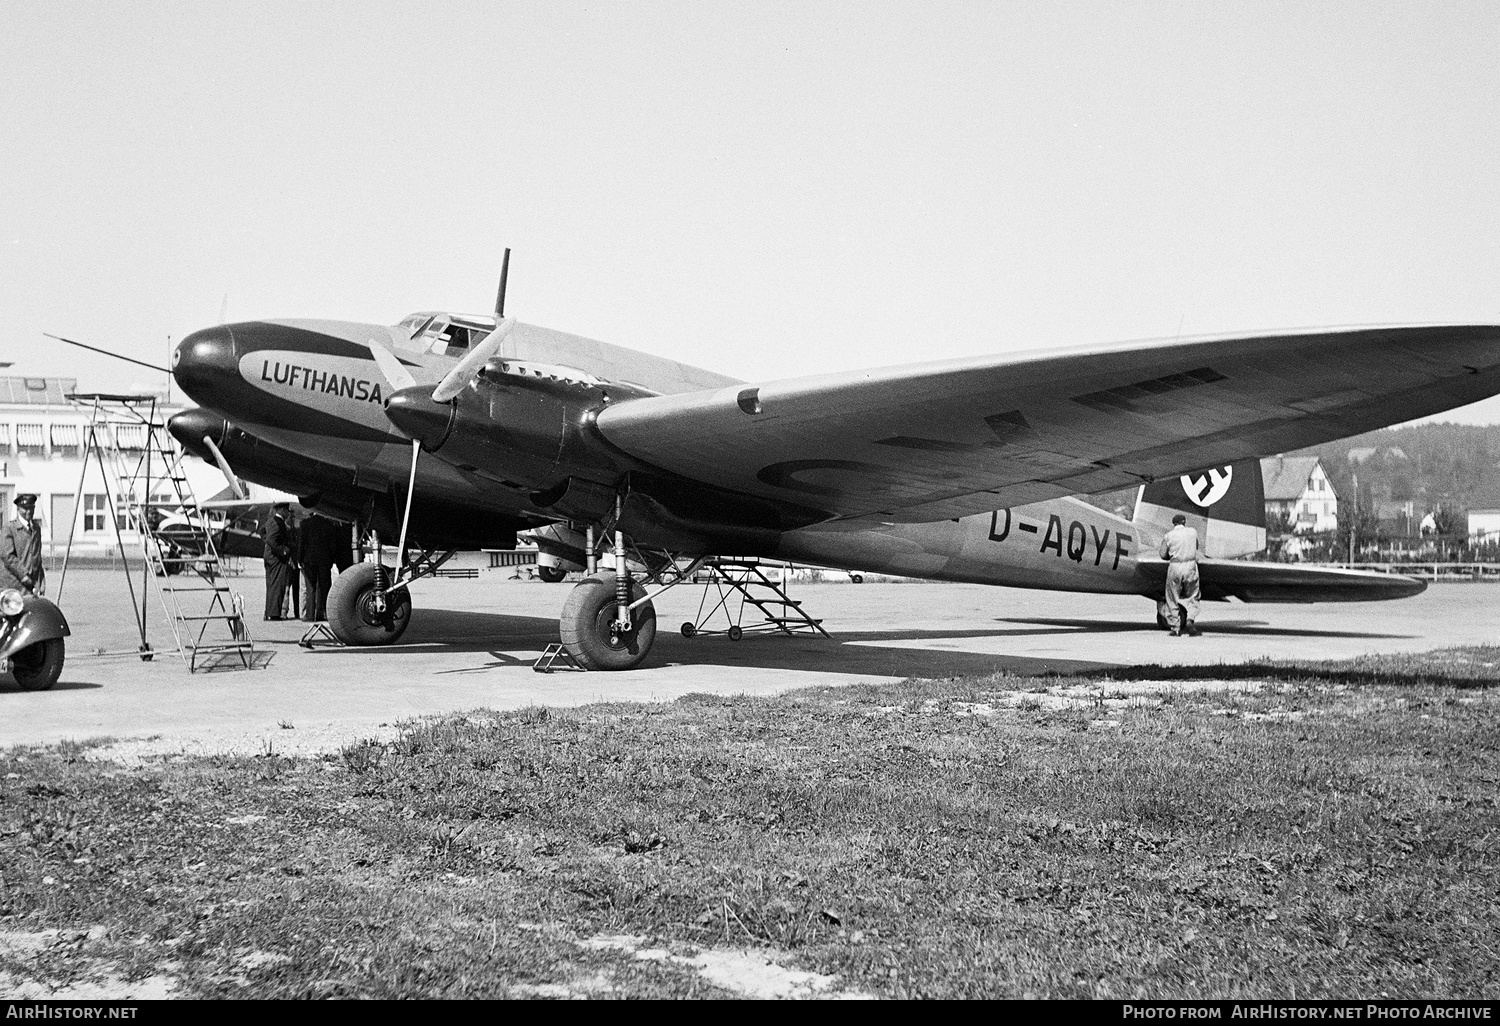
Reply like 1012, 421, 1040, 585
0, 590, 22, 617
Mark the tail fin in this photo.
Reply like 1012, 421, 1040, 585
1133, 458, 1267, 558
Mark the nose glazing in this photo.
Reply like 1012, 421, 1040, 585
172, 326, 238, 405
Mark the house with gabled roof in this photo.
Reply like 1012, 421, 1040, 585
1261, 455, 1338, 533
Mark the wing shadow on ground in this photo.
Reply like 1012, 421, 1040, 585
996, 617, 1417, 640
267, 607, 1454, 684
294, 608, 1118, 677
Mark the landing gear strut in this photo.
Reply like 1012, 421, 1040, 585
557, 495, 660, 670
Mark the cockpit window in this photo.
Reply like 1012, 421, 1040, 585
397, 312, 495, 354
435, 324, 468, 348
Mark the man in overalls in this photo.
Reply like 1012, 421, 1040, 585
0, 494, 44, 596
1158, 513, 1202, 637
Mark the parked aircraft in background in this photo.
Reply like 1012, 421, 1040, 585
154, 258, 1500, 668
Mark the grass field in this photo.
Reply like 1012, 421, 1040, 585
2, 647, 1499, 999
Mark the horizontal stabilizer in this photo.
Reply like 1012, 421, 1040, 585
1134, 558, 1426, 603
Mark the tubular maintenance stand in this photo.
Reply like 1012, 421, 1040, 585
59, 394, 267, 672
680, 558, 832, 641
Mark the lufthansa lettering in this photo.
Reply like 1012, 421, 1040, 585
261, 360, 383, 404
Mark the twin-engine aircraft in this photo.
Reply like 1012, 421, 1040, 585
162, 264, 1500, 668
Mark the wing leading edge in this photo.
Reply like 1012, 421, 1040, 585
594, 324, 1500, 524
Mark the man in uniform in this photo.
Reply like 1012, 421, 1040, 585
263, 502, 295, 620
1158, 512, 1202, 637
297, 513, 340, 622
0, 494, 44, 596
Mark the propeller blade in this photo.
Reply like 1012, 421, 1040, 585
366, 335, 416, 391
431, 317, 515, 403
495, 248, 511, 318
201, 435, 246, 500
44, 333, 170, 373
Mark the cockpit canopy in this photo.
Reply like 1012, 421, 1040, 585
395, 312, 499, 355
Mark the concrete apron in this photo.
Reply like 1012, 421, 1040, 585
3, 565, 1490, 755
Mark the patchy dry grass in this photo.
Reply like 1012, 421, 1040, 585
2, 648, 1499, 998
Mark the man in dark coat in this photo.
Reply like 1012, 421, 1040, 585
0, 494, 44, 595
263, 502, 295, 620
297, 513, 343, 622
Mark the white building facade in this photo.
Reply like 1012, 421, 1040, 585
1261, 455, 1339, 534
1468, 510, 1500, 545
0, 378, 223, 555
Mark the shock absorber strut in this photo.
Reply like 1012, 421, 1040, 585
613, 494, 631, 635
371, 529, 387, 613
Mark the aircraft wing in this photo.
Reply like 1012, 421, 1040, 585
594, 325, 1500, 523
1133, 557, 1427, 603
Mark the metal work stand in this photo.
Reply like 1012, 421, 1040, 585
680, 559, 833, 641
59, 394, 267, 672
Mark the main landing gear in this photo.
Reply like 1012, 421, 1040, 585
553, 500, 676, 671
326, 530, 459, 646
328, 561, 412, 645
558, 573, 656, 670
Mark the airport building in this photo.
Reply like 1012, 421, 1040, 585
0, 377, 223, 555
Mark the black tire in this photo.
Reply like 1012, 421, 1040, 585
559, 573, 656, 670
537, 565, 567, 584
11, 638, 64, 691
327, 562, 412, 646
681, 622, 696, 638
728, 625, 743, 641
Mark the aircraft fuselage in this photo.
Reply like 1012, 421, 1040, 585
170, 315, 1160, 597
169, 311, 1429, 615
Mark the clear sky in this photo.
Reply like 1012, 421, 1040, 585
3, 1, 1499, 422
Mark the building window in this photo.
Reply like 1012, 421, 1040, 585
115, 493, 136, 532
50, 424, 81, 460
15, 424, 44, 458
83, 494, 108, 532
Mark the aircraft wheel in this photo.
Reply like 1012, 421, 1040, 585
681, 622, 696, 638
537, 565, 567, 584
327, 562, 412, 646
559, 573, 656, 670
728, 625, 743, 641
11, 638, 64, 691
